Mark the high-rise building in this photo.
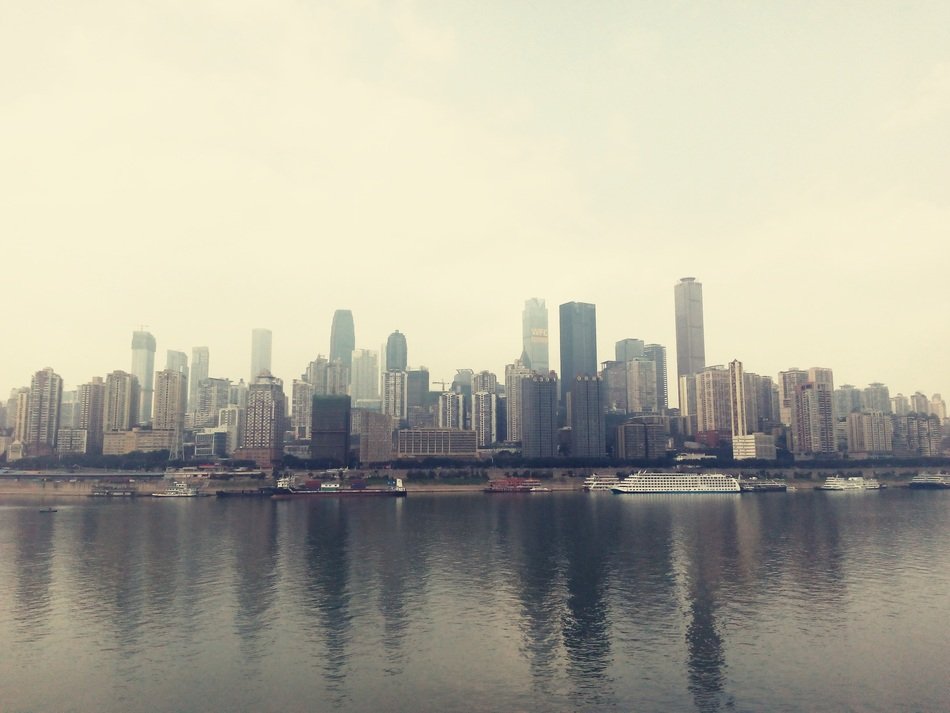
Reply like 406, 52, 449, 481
729, 360, 748, 438
674, 277, 705, 408
438, 391, 465, 429
846, 411, 893, 456
25, 367, 63, 457
504, 358, 534, 443
792, 372, 836, 456
131, 330, 156, 424
930, 394, 947, 422
694, 366, 731, 437
189, 347, 209, 410
350, 349, 380, 404
311, 395, 351, 466
77, 377, 105, 455
59, 389, 80, 430
165, 350, 188, 376
778, 369, 809, 427
12, 388, 30, 443
238, 373, 285, 467
104, 371, 140, 432
891, 393, 910, 416
521, 374, 558, 459
229, 379, 248, 408
329, 310, 356, 373
625, 358, 658, 413
473, 391, 496, 448
643, 344, 669, 413
570, 375, 605, 458
382, 370, 408, 422
250, 328, 272, 382
601, 361, 628, 413
559, 302, 597, 405
522, 298, 549, 372
615, 339, 645, 362
472, 370, 497, 397
291, 379, 315, 440
386, 331, 408, 372
406, 368, 430, 425
152, 368, 188, 457
195, 377, 230, 428
863, 383, 892, 414
909, 392, 929, 415
357, 410, 394, 464
834, 384, 864, 417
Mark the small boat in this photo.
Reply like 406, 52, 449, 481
39, 507, 57, 513
529, 486, 551, 492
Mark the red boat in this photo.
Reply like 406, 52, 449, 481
483, 478, 543, 493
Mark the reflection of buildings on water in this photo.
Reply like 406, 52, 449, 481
304, 502, 352, 698
229, 500, 280, 662
11, 509, 56, 638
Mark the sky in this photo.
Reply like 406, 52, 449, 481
2, 1, 948, 404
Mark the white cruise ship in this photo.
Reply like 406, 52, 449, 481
583, 474, 622, 492
816, 476, 881, 491
611, 472, 740, 494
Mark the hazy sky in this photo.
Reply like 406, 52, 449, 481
3, 1, 948, 403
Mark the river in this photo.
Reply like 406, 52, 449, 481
1, 489, 947, 712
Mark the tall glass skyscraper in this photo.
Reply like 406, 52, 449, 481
131, 330, 156, 424
190, 346, 209, 410
329, 309, 355, 371
386, 330, 408, 372
674, 277, 705, 407
250, 328, 272, 382
522, 298, 549, 372
558, 301, 597, 405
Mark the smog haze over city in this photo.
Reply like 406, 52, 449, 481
3, 2, 948, 400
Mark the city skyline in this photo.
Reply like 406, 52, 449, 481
2, 283, 948, 405
2, 4, 948, 401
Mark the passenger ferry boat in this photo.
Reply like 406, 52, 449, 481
611, 472, 740, 494
152, 482, 200, 497
583, 474, 622, 492
908, 473, 950, 489
816, 476, 882, 491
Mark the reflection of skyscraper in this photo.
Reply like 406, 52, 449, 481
250, 328, 272, 382
385, 331, 408, 372
190, 347, 209, 410
522, 298, 549, 372
674, 277, 705, 408
131, 330, 156, 424
559, 302, 597, 405
330, 310, 355, 372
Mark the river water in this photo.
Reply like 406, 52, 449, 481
1, 489, 947, 712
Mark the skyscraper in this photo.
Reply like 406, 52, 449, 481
559, 301, 597, 404
570, 375, 605, 458
694, 366, 731, 436
153, 369, 188, 457
104, 371, 140, 432
329, 310, 356, 372
190, 347, 209, 410
350, 349, 380, 405
521, 374, 558, 459
729, 360, 748, 437
522, 298, 549, 372
615, 339, 645, 362
131, 330, 156, 424
674, 277, 705, 407
291, 379, 315, 439
382, 370, 408, 422
26, 367, 63, 457
77, 377, 105, 455
625, 358, 658, 413
643, 344, 668, 413
386, 331, 408, 372
250, 328, 272, 382
239, 373, 285, 467
165, 350, 188, 375
473, 391, 497, 448
438, 391, 464, 429
504, 358, 534, 443
195, 377, 231, 428
311, 394, 351, 466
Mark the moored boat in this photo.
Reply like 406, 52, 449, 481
612, 472, 740, 494
152, 482, 200, 497
484, 478, 543, 493
908, 473, 950, 489
274, 475, 406, 497
816, 476, 881, 491
583, 474, 621, 492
